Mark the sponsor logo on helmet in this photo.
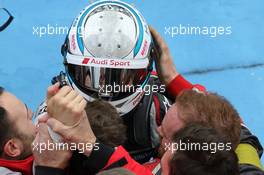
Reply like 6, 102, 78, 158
71, 34, 76, 50
141, 40, 148, 56
82, 57, 131, 67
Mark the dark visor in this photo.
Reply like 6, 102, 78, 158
66, 63, 149, 101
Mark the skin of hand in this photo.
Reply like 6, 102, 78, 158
46, 84, 87, 126
45, 84, 96, 156
32, 122, 72, 169
149, 26, 180, 86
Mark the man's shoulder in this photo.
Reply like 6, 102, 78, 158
0, 167, 22, 175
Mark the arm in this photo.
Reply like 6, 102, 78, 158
149, 26, 206, 98
166, 75, 206, 98
71, 141, 153, 175
237, 125, 264, 173
32, 123, 72, 175
240, 125, 263, 157
46, 85, 153, 175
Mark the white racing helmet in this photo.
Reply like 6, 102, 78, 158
62, 0, 153, 116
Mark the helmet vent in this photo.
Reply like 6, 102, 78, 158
83, 5, 138, 58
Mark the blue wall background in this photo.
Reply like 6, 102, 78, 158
1, 0, 263, 162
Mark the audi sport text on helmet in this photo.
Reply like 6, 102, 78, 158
62, 0, 153, 116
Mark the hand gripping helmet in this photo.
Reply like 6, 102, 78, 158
62, 0, 153, 116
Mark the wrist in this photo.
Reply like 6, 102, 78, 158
164, 70, 179, 86
82, 136, 97, 157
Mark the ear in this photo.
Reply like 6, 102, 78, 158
3, 138, 24, 158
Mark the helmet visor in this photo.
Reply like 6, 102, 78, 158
67, 64, 149, 101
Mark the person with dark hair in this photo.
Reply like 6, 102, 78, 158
56, 0, 205, 164
86, 100, 127, 147
34, 25, 263, 174
31, 83, 263, 175
32, 84, 154, 175
161, 123, 239, 175
0, 86, 35, 175
0, 85, 129, 175
0, 86, 72, 175
70, 100, 127, 175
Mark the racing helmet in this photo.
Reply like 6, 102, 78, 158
62, 0, 153, 116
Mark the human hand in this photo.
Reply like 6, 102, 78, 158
150, 26, 179, 86
46, 112, 96, 157
46, 84, 87, 126
32, 123, 72, 169
45, 84, 96, 156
